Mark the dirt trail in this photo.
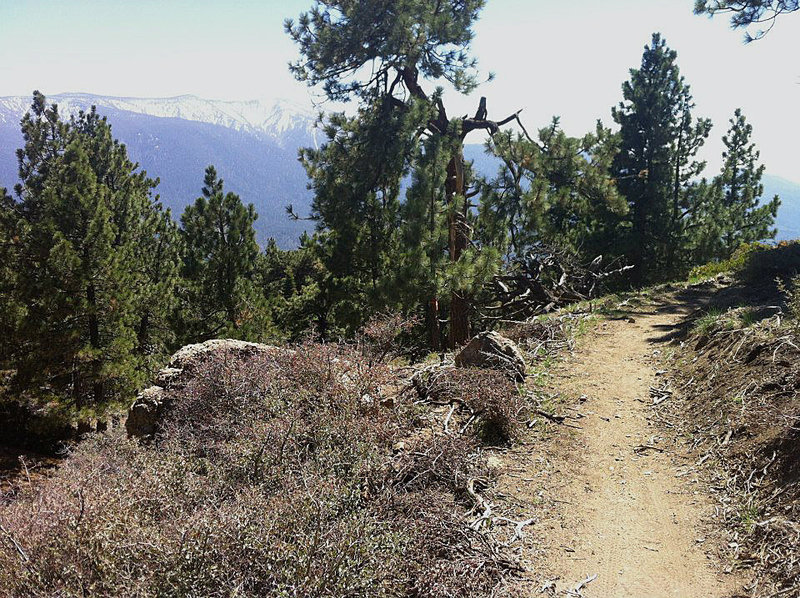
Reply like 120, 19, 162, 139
502, 305, 737, 597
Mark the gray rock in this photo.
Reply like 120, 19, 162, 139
454, 331, 527, 382
168, 339, 278, 374
125, 386, 166, 438
126, 339, 289, 438
154, 367, 183, 389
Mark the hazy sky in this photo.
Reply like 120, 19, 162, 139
2, 0, 798, 180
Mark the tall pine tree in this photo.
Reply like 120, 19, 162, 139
693, 109, 779, 262
10, 93, 180, 411
287, 0, 519, 347
718, 109, 779, 252
612, 33, 712, 282
179, 166, 268, 343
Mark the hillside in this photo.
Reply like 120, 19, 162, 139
0, 94, 318, 247
3, 95, 798, 248
4, 250, 800, 596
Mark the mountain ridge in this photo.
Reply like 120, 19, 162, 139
1, 93, 798, 247
0, 93, 320, 247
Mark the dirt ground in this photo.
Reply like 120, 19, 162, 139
493, 299, 742, 597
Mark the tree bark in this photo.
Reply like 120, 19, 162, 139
428, 297, 441, 350
86, 282, 104, 405
446, 148, 470, 348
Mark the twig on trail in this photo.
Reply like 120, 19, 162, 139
650, 383, 673, 405
535, 409, 566, 424
566, 573, 598, 596
459, 414, 478, 435
443, 403, 457, 434
764, 584, 800, 598
467, 477, 535, 545
494, 516, 535, 545
529, 400, 584, 429
467, 477, 493, 530
633, 444, 666, 454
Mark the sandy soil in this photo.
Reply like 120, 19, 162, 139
495, 305, 739, 597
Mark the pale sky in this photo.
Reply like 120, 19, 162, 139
1, 0, 798, 180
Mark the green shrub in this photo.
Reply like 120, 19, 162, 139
742, 240, 800, 283
689, 242, 770, 281
691, 307, 727, 336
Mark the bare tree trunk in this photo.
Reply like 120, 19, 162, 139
428, 297, 440, 350
446, 150, 470, 348
86, 283, 104, 405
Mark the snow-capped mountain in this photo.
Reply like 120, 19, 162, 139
2, 93, 799, 247
0, 93, 319, 147
0, 93, 319, 247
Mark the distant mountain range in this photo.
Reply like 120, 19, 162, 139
1, 93, 798, 247
0, 93, 320, 247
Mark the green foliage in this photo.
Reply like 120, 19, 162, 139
0, 186, 22, 366
691, 307, 728, 336
287, 0, 505, 347
688, 241, 769, 280
691, 110, 779, 264
612, 33, 713, 283
7, 92, 181, 411
695, 0, 798, 40
258, 236, 330, 340
285, 0, 485, 100
179, 166, 271, 343
294, 100, 430, 336
478, 118, 626, 261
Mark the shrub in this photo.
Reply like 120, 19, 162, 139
358, 311, 420, 364
689, 241, 769, 281
743, 240, 800, 283
0, 342, 513, 597
413, 366, 527, 444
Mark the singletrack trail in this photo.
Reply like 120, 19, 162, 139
500, 302, 738, 597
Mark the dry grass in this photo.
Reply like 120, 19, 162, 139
665, 300, 800, 597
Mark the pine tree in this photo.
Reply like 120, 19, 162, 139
294, 103, 417, 337
720, 110, 779, 249
478, 118, 626, 261
258, 236, 329, 340
612, 33, 712, 282
11, 93, 180, 411
0, 186, 22, 367
287, 0, 519, 347
179, 166, 268, 342
695, 109, 779, 261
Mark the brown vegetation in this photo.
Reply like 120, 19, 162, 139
0, 324, 532, 596
663, 256, 800, 597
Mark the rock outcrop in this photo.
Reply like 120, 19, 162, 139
454, 331, 527, 382
126, 339, 286, 438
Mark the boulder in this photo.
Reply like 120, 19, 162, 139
454, 331, 527, 382
126, 339, 288, 438
125, 385, 166, 438
167, 339, 278, 379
